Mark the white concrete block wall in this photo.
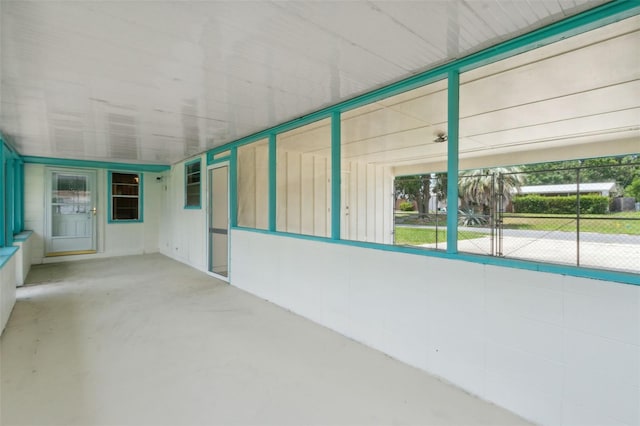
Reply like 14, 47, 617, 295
24, 164, 162, 263
13, 232, 33, 286
230, 229, 640, 426
0, 254, 17, 334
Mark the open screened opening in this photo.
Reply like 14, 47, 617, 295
341, 78, 448, 244
276, 118, 332, 237
391, 16, 640, 273
228, 15, 638, 277
237, 138, 269, 230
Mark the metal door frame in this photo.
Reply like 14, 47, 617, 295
207, 162, 230, 282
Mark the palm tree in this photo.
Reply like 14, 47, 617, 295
458, 167, 523, 213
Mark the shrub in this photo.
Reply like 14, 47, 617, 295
513, 195, 608, 214
458, 209, 488, 226
399, 201, 415, 211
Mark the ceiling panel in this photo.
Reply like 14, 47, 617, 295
0, 0, 614, 165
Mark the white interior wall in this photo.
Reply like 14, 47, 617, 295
158, 157, 208, 272
341, 160, 393, 244
230, 229, 639, 426
24, 164, 162, 263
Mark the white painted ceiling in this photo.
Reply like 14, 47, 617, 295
272, 13, 640, 174
0, 0, 625, 166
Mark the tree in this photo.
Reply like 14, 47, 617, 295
458, 167, 523, 213
395, 175, 430, 214
395, 173, 450, 214
625, 176, 640, 200
521, 155, 639, 189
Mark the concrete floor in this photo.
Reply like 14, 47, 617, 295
1, 254, 531, 426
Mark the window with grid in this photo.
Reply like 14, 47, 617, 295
110, 172, 142, 221
185, 160, 201, 208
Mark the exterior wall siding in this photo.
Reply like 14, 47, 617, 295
158, 158, 208, 272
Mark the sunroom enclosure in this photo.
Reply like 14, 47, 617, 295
1, 3, 638, 426
230, 12, 639, 285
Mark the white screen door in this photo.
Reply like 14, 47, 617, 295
208, 165, 229, 278
46, 169, 97, 255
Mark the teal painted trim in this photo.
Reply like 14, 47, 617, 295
331, 111, 341, 240
206, 146, 235, 165
5, 158, 14, 247
107, 171, 144, 223
22, 156, 169, 172
207, 113, 335, 164
208, 156, 231, 166
268, 133, 276, 232
184, 158, 202, 209
446, 70, 459, 254
231, 227, 640, 286
203, 1, 638, 163
453, 0, 640, 73
230, 147, 238, 228
0, 145, 5, 247
13, 230, 33, 242
15, 160, 24, 232
0, 246, 19, 269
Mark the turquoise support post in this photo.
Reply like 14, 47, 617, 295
446, 70, 460, 254
230, 147, 238, 228
331, 111, 341, 240
268, 133, 276, 232
15, 160, 24, 233
5, 158, 14, 246
0, 147, 5, 246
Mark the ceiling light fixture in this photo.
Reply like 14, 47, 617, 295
433, 132, 447, 143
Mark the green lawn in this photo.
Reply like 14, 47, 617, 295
395, 227, 486, 245
502, 211, 640, 235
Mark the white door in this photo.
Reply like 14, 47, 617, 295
46, 169, 97, 255
208, 164, 229, 278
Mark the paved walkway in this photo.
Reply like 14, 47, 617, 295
1, 254, 530, 426
421, 236, 639, 274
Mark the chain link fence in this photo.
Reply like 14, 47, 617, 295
395, 161, 640, 274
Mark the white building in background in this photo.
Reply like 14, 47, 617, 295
518, 182, 619, 197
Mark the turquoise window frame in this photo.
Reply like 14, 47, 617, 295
0, 136, 23, 247
4, 156, 14, 247
0, 143, 5, 247
108, 171, 144, 223
208, 1, 640, 286
14, 160, 24, 234
184, 158, 202, 209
